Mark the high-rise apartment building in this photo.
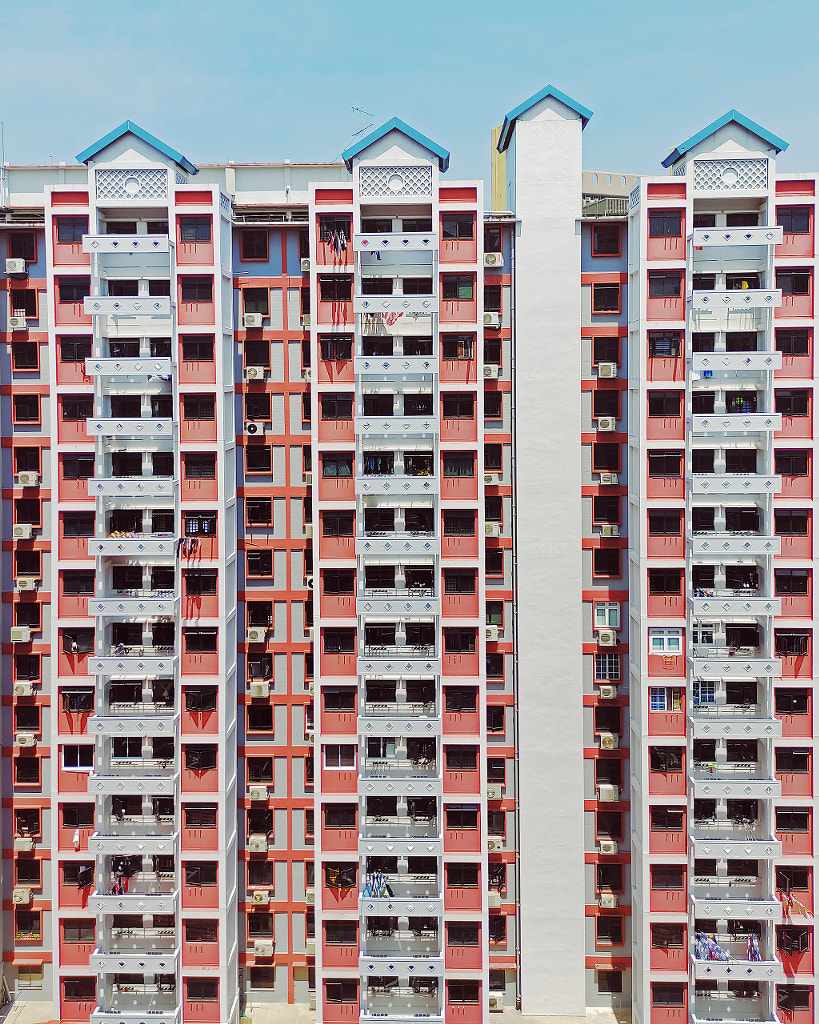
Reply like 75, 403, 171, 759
0, 87, 816, 1024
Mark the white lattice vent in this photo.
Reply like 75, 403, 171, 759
693, 158, 768, 192
359, 164, 432, 198
95, 168, 169, 202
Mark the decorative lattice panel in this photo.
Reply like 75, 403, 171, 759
175, 171, 187, 185
629, 185, 640, 210
693, 158, 768, 191
95, 168, 168, 201
359, 164, 432, 198
671, 162, 686, 176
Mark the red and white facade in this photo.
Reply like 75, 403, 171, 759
0, 92, 816, 1024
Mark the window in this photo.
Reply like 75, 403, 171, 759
443, 453, 474, 477
441, 214, 474, 239
185, 688, 217, 713
62, 570, 95, 596
649, 627, 682, 653
775, 630, 810, 657
178, 216, 211, 242
320, 395, 353, 420
58, 277, 90, 303
16, 859, 42, 886
63, 745, 94, 771
442, 274, 474, 300
650, 806, 684, 831
322, 510, 354, 537
448, 923, 480, 945
649, 569, 682, 595
246, 499, 272, 526
16, 809, 41, 836
62, 396, 94, 422
649, 687, 683, 712
185, 746, 217, 772
775, 569, 810, 595
183, 395, 215, 421
442, 394, 474, 419
445, 805, 478, 829
13, 394, 40, 423
777, 206, 811, 234
592, 283, 620, 312
777, 269, 811, 295
776, 748, 810, 774
646, 331, 681, 358
9, 231, 36, 262
320, 335, 353, 361
240, 229, 268, 261
649, 510, 681, 536
776, 329, 811, 356
444, 570, 476, 594
596, 916, 623, 945
243, 287, 269, 315
776, 688, 809, 715
324, 629, 355, 654
182, 336, 214, 361
777, 986, 812, 1012
593, 549, 620, 578
326, 980, 357, 1003
649, 210, 682, 237
326, 921, 357, 944
185, 628, 218, 653
592, 224, 620, 255
593, 337, 618, 364
648, 451, 682, 478
319, 276, 352, 301
592, 442, 619, 472
597, 971, 622, 995
63, 977, 95, 1001
12, 342, 38, 370
649, 272, 682, 298
180, 277, 213, 302
57, 217, 88, 244
651, 864, 684, 889
593, 495, 620, 525
484, 225, 502, 251
593, 602, 620, 629
443, 511, 475, 536
775, 509, 809, 535
648, 391, 682, 417
486, 705, 505, 733
446, 747, 477, 771
325, 804, 356, 828
10, 288, 37, 318
322, 454, 353, 478
484, 392, 502, 418
650, 747, 684, 772
185, 920, 218, 942
595, 654, 620, 680
185, 805, 218, 828
62, 454, 94, 480
448, 981, 480, 1004
776, 807, 810, 832
63, 919, 95, 944
62, 804, 94, 828
447, 864, 479, 887
652, 983, 685, 1007
444, 628, 476, 654
775, 389, 809, 418
185, 512, 217, 536
186, 979, 219, 1001
184, 454, 216, 479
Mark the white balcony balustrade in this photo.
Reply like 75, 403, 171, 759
85, 356, 173, 377
691, 225, 783, 247
691, 289, 781, 311
690, 533, 780, 556
354, 232, 438, 253
84, 296, 172, 317
87, 417, 174, 439
692, 351, 782, 374
83, 234, 170, 254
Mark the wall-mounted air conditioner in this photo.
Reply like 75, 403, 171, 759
248, 787, 269, 802
598, 473, 618, 486
486, 785, 502, 800
483, 313, 500, 328
485, 522, 501, 537
598, 685, 617, 700
597, 417, 616, 432
245, 420, 267, 435
16, 733, 36, 747
243, 313, 264, 328
12, 524, 33, 540
597, 784, 619, 803
17, 472, 39, 487
598, 731, 618, 750
249, 681, 270, 699
10, 627, 32, 643
600, 525, 619, 538
598, 839, 618, 855
246, 627, 268, 644
487, 837, 504, 852
12, 888, 31, 904
301, 258, 311, 273
597, 629, 617, 647
486, 626, 500, 642
598, 362, 618, 378
14, 682, 34, 697
483, 364, 499, 379
599, 892, 619, 909
484, 473, 500, 486
253, 939, 274, 956
248, 835, 269, 854
251, 889, 271, 905
15, 577, 38, 591
6, 259, 27, 277
244, 366, 267, 381
484, 252, 504, 268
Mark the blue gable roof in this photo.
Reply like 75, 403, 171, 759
76, 121, 198, 175
497, 85, 592, 153
661, 110, 788, 168
341, 118, 450, 172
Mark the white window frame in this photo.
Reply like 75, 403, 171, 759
594, 653, 620, 680
323, 744, 356, 769
650, 686, 683, 712
649, 627, 683, 654
693, 680, 716, 706
62, 744, 94, 772
594, 601, 620, 629
693, 624, 715, 645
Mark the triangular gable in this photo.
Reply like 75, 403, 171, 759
497, 85, 592, 153
341, 118, 449, 172
76, 120, 197, 175
661, 109, 787, 168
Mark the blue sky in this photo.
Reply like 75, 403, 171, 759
2, 0, 818, 181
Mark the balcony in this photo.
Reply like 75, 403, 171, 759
84, 296, 172, 317
90, 947, 178, 973
92, 698, 175, 721
691, 226, 783, 247
358, 647, 440, 677
92, 1007, 180, 1024
362, 985, 441, 1023
689, 474, 781, 495
90, 535, 176, 557
361, 815, 440, 841
692, 351, 782, 374
689, 831, 782, 859
690, 533, 781, 556
89, 883, 178, 914
358, 590, 440, 616
691, 289, 782, 311
90, 761, 177, 795
355, 296, 437, 315
691, 894, 782, 923
689, 760, 781, 799
691, 1007, 777, 1024
90, 592, 177, 618
692, 413, 781, 435
356, 473, 438, 496
356, 533, 440, 556
690, 649, 781, 679
361, 872, 440, 902
87, 418, 174, 439
355, 416, 438, 439
359, 836, 443, 858
354, 232, 438, 253
689, 706, 781, 740
355, 354, 437, 379
83, 233, 170, 254
691, 594, 780, 618
90, 649, 177, 678
88, 831, 177, 855
691, 938, 783, 982
84, 356, 173, 377
89, 476, 175, 498
361, 928, 441, 960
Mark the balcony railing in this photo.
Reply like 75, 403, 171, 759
691, 225, 783, 247
361, 816, 439, 839
690, 533, 781, 555
88, 418, 174, 438
84, 296, 172, 316
362, 873, 439, 899
362, 702, 436, 719
89, 475, 175, 498
83, 233, 170, 254
690, 289, 782, 311
361, 759, 438, 778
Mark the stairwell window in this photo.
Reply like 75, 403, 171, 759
777, 269, 811, 295
649, 627, 682, 653
648, 451, 682, 478
650, 687, 683, 712
777, 206, 811, 234
592, 283, 620, 313
648, 331, 682, 358
442, 275, 474, 301
776, 689, 809, 715
775, 630, 810, 657
179, 216, 211, 242
180, 277, 213, 302
592, 224, 621, 255
777, 985, 812, 1012
652, 983, 685, 1007
648, 391, 682, 417
319, 276, 352, 301
649, 210, 682, 237
776, 329, 811, 356
595, 654, 620, 680
775, 808, 811, 833
57, 217, 88, 244
776, 389, 810, 417
443, 453, 475, 477
649, 271, 682, 298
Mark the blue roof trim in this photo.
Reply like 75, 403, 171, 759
661, 109, 788, 167
76, 120, 198, 175
341, 118, 450, 172
497, 85, 592, 153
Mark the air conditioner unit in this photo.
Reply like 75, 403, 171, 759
243, 312, 264, 329
483, 364, 499, 379
485, 522, 501, 538
8, 314, 28, 330
15, 577, 38, 591
483, 313, 501, 328
598, 362, 618, 378
245, 420, 267, 435
599, 892, 619, 909
304, 576, 314, 591
6, 259, 27, 276
305, 937, 316, 955
488, 994, 504, 1012
253, 939, 274, 957
597, 629, 617, 647
597, 417, 616, 432
308, 993, 317, 1011
11, 627, 31, 643
598, 839, 618, 855
308, 681, 315, 694
598, 473, 618, 486
13, 523, 33, 540
248, 834, 269, 854
16, 733, 36, 747
302, 367, 312, 381
599, 731, 619, 750
249, 681, 270, 699
12, 888, 31, 905
17, 472, 39, 487
488, 891, 502, 909
598, 685, 617, 700
300, 314, 311, 328
304, 627, 314, 641
486, 625, 500, 642
251, 889, 270, 905
484, 473, 500, 486
246, 627, 268, 644
245, 366, 267, 381
600, 525, 620, 538
486, 785, 502, 800
305, 729, 315, 745
301, 258, 311, 273
13, 837, 34, 852
303, 472, 313, 485
484, 252, 504, 268
487, 838, 504, 852
305, 887, 316, 905
248, 787, 269, 802
14, 683, 34, 697
304, 524, 313, 539
597, 784, 619, 803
